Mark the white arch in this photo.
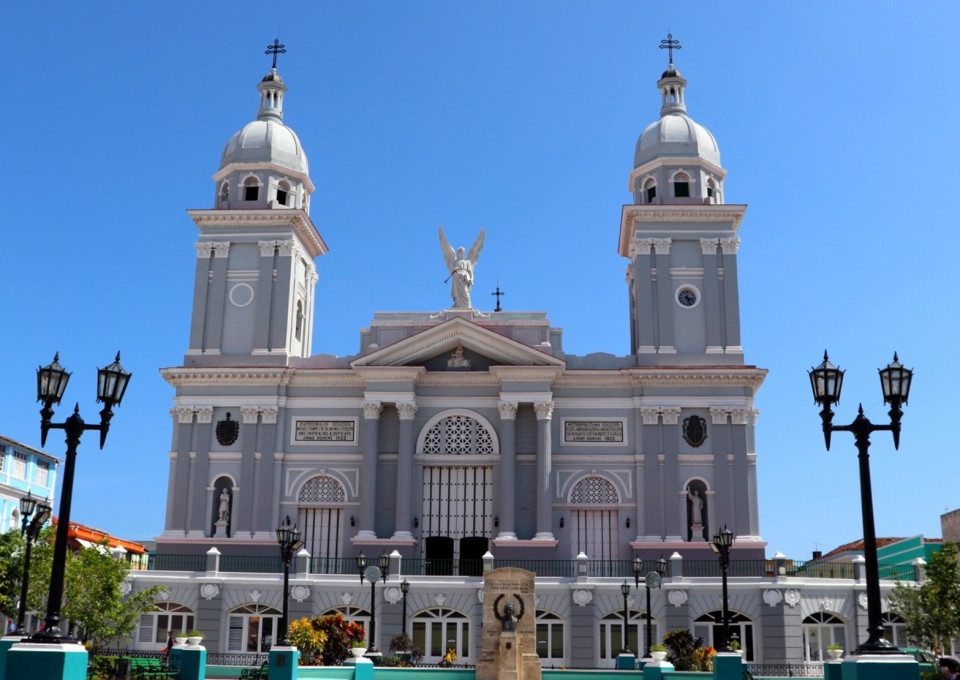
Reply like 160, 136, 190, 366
210, 472, 238, 488
288, 468, 355, 499
415, 408, 500, 454
296, 473, 348, 504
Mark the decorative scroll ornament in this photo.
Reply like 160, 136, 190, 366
216, 412, 239, 446
384, 587, 402, 604
291, 585, 311, 602
434, 593, 446, 606
200, 583, 221, 600
119, 580, 132, 596
682, 415, 707, 447
784, 589, 801, 608
668, 589, 688, 607
763, 589, 783, 607
857, 592, 869, 610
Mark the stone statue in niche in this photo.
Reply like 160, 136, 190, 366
687, 486, 705, 541
214, 488, 231, 538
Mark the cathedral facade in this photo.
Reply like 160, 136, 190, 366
124, 48, 911, 668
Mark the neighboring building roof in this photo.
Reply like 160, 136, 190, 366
821, 536, 942, 561
0, 433, 62, 466
51, 516, 146, 555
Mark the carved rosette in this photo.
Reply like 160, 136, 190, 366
291, 585, 311, 603
200, 583, 221, 600
784, 589, 801, 608
572, 589, 593, 607
668, 589, 688, 607
384, 587, 402, 604
119, 581, 132, 596
763, 589, 783, 607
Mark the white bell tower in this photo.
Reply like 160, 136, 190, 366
619, 38, 745, 366
184, 62, 327, 367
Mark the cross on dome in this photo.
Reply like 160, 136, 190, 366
265, 39, 286, 70
659, 33, 682, 66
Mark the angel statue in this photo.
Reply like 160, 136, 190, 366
438, 226, 485, 309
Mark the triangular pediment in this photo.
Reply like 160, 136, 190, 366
350, 317, 566, 369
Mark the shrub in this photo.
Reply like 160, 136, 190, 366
663, 629, 702, 671
287, 617, 327, 665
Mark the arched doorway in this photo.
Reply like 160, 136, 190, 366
419, 413, 496, 574
569, 475, 620, 575
297, 474, 347, 573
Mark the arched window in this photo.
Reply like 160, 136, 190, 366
536, 610, 566, 666
569, 475, 620, 572
644, 178, 657, 204
694, 611, 754, 661
421, 414, 495, 455
412, 607, 471, 664
227, 603, 280, 653
672, 172, 690, 198
276, 180, 291, 206
882, 612, 908, 648
599, 609, 654, 660
244, 176, 260, 202
139, 602, 195, 648
706, 178, 720, 204
219, 181, 229, 208
298, 475, 347, 573
803, 612, 847, 661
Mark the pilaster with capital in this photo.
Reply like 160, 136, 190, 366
661, 406, 682, 541
719, 237, 742, 350
534, 401, 555, 539
393, 402, 418, 540
358, 401, 382, 538
641, 408, 663, 540
497, 402, 518, 540
631, 240, 657, 354
701, 238, 723, 352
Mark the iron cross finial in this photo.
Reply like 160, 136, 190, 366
265, 39, 287, 70
659, 33, 682, 65
491, 279, 505, 312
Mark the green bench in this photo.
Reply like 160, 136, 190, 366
240, 661, 269, 679
130, 657, 179, 679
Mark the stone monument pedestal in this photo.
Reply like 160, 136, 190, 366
476, 567, 541, 680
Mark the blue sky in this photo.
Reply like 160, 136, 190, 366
2, 2, 957, 562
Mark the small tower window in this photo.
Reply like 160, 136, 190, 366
644, 179, 657, 204
276, 181, 290, 207
673, 172, 690, 198
295, 300, 303, 341
219, 181, 230, 208
244, 177, 260, 201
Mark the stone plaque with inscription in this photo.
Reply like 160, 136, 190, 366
564, 420, 624, 443
294, 420, 356, 442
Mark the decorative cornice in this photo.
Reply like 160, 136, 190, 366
187, 209, 328, 259
618, 204, 747, 258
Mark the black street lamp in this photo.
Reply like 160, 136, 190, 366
400, 579, 410, 634
357, 551, 390, 655
14, 494, 52, 636
32, 352, 131, 643
634, 555, 667, 657
808, 351, 912, 654
619, 581, 631, 655
276, 515, 304, 646
711, 526, 734, 652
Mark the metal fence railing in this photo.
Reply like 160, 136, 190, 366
746, 662, 825, 678
144, 554, 918, 582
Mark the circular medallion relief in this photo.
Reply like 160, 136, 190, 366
229, 283, 255, 308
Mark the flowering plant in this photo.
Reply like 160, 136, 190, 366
693, 645, 717, 671
440, 647, 458, 666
